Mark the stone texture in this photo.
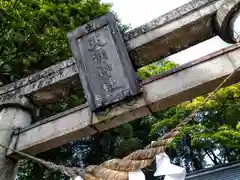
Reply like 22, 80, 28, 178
125, 0, 224, 67
7, 44, 240, 157
0, 0, 227, 108
8, 104, 96, 156
0, 107, 32, 180
68, 12, 140, 111
215, 0, 240, 43
0, 96, 35, 114
0, 58, 75, 96
123, 0, 219, 41
0, 58, 79, 106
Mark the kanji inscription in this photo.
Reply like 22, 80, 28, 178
68, 12, 140, 111
87, 33, 116, 93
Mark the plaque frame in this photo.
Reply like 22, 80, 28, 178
68, 12, 141, 111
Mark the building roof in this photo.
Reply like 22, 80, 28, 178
186, 161, 240, 180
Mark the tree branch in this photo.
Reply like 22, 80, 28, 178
209, 149, 222, 164
204, 149, 218, 165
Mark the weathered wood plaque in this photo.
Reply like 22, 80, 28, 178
68, 13, 141, 111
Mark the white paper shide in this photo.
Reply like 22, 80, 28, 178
70, 176, 83, 180
128, 153, 186, 180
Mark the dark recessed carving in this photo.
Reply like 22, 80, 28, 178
68, 13, 141, 111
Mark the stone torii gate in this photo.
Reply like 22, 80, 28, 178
1, 0, 240, 179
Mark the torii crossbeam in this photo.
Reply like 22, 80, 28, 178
0, 0, 240, 179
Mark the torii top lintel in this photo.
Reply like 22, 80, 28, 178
0, 0, 239, 111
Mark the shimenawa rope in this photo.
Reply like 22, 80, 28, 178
0, 65, 239, 180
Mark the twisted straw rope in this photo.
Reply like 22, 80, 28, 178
82, 65, 240, 180
0, 65, 239, 180
83, 130, 180, 180
0, 129, 179, 179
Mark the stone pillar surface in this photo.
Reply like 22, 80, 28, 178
215, 0, 240, 43
0, 107, 32, 180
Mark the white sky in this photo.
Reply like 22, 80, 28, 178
101, 0, 232, 65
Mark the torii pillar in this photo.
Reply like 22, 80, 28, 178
0, 0, 240, 179
0, 96, 35, 180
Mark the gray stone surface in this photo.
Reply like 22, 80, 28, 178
0, 58, 75, 96
68, 12, 140, 111
126, 0, 225, 67
0, 96, 35, 115
0, 58, 79, 106
0, 0, 238, 177
7, 44, 240, 156
215, 0, 240, 43
0, 0, 227, 107
124, 0, 218, 40
0, 107, 32, 180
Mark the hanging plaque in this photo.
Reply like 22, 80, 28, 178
68, 13, 141, 111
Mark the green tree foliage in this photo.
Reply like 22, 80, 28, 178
0, 0, 110, 84
137, 60, 177, 80
0, 0, 110, 179
0, 0, 128, 119
138, 60, 240, 172
17, 56, 240, 178
150, 83, 240, 171
88, 59, 240, 177
17, 138, 93, 179
84, 61, 177, 164
16, 59, 177, 179
2, 0, 239, 178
